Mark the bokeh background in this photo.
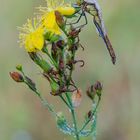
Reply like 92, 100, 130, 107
0, 0, 140, 140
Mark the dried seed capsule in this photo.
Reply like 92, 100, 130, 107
72, 89, 82, 107
55, 11, 65, 29
68, 28, 81, 38
93, 81, 103, 97
86, 81, 103, 100
86, 85, 95, 100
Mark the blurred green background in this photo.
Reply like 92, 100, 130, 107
0, 0, 140, 140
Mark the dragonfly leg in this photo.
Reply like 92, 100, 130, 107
66, 12, 83, 25
74, 11, 88, 29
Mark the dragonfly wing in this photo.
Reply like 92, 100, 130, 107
84, 0, 116, 64
93, 17, 116, 64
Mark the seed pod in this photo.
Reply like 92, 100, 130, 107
86, 81, 103, 100
59, 56, 65, 73
93, 81, 103, 97
85, 110, 93, 121
86, 85, 95, 100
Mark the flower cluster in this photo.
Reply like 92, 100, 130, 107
18, 0, 76, 52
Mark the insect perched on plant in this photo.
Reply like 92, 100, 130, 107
72, 0, 116, 64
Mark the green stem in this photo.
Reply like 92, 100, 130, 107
79, 98, 100, 133
36, 91, 57, 116
24, 80, 57, 117
62, 27, 68, 37
66, 93, 80, 140
59, 95, 72, 109
43, 47, 58, 69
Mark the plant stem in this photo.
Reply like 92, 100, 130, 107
66, 93, 80, 140
59, 95, 71, 109
79, 98, 100, 133
36, 92, 57, 116
43, 47, 58, 69
24, 80, 57, 116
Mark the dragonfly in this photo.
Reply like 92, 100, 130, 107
72, 0, 116, 64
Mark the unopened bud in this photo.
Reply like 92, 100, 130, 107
29, 52, 52, 72
72, 89, 82, 107
16, 65, 23, 71
10, 72, 24, 82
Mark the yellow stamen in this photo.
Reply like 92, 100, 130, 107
18, 18, 44, 52
37, 0, 76, 35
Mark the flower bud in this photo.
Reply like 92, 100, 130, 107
16, 65, 23, 71
10, 72, 24, 82
29, 52, 52, 72
72, 89, 82, 107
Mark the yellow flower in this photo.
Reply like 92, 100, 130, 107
45, 0, 75, 15
42, 11, 61, 35
38, 0, 75, 35
18, 19, 44, 52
